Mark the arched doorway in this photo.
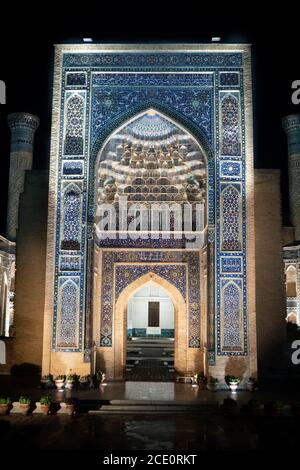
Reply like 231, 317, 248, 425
93, 108, 207, 381
114, 272, 187, 380
126, 280, 175, 381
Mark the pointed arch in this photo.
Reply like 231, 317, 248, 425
113, 272, 187, 379
0, 272, 8, 336
286, 265, 297, 298
57, 278, 80, 348
220, 92, 241, 156
126, 279, 174, 338
95, 106, 210, 170
61, 183, 82, 251
221, 280, 243, 351
64, 93, 84, 155
221, 183, 241, 251
89, 102, 212, 224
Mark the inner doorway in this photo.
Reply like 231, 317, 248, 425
126, 280, 175, 381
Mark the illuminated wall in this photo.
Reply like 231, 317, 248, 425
43, 44, 256, 380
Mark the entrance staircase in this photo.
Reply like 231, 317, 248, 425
89, 400, 219, 414
126, 338, 175, 382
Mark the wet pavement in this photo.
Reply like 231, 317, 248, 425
1, 411, 300, 451
1, 378, 300, 452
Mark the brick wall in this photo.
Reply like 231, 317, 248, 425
0, 170, 48, 375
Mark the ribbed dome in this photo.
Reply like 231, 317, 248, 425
126, 112, 177, 141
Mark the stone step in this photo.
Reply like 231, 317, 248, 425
89, 403, 219, 414
126, 356, 174, 361
110, 399, 218, 406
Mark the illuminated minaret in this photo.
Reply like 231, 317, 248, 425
6, 113, 40, 240
283, 114, 300, 242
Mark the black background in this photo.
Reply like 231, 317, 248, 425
0, 4, 299, 234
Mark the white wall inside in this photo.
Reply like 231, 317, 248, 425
127, 281, 174, 333
0, 340, 6, 364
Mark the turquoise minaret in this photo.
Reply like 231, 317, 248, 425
283, 114, 300, 241
6, 113, 39, 240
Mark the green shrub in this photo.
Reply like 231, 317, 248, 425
0, 397, 11, 405
42, 374, 53, 381
39, 396, 51, 405
194, 371, 207, 382
19, 396, 31, 404
79, 374, 91, 383
66, 373, 78, 381
225, 375, 240, 385
209, 377, 219, 384
55, 375, 65, 381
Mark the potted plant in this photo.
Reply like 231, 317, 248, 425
79, 374, 92, 389
193, 372, 207, 390
41, 374, 53, 388
264, 400, 284, 417
221, 397, 238, 415
225, 375, 240, 393
242, 399, 262, 417
93, 370, 106, 388
64, 397, 77, 415
38, 396, 52, 415
0, 397, 11, 415
19, 396, 31, 415
246, 377, 256, 392
54, 375, 65, 390
207, 377, 219, 392
65, 373, 78, 390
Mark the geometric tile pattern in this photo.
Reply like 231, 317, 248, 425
56, 278, 79, 349
61, 185, 81, 251
220, 93, 241, 156
221, 185, 241, 251
220, 161, 241, 178
64, 93, 85, 155
100, 250, 200, 348
221, 280, 242, 350
221, 257, 242, 273
52, 48, 249, 361
115, 264, 187, 300
219, 72, 239, 87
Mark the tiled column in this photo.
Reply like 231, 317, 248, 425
6, 113, 39, 240
283, 114, 300, 241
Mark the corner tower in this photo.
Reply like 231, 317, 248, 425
6, 113, 39, 241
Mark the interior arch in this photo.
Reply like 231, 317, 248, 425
114, 272, 188, 380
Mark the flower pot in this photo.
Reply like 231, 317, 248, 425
65, 404, 75, 415
246, 382, 255, 392
19, 404, 30, 415
65, 380, 75, 390
208, 383, 217, 392
0, 404, 9, 415
229, 383, 238, 393
99, 374, 106, 384
55, 380, 65, 390
44, 380, 54, 389
40, 405, 50, 415
197, 381, 206, 390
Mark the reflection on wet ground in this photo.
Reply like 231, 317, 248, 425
1, 379, 300, 451
1, 412, 300, 451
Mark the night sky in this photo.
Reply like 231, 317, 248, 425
0, 6, 299, 234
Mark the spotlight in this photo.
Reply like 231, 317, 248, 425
83, 38, 93, 43
211, 37, 221, 42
